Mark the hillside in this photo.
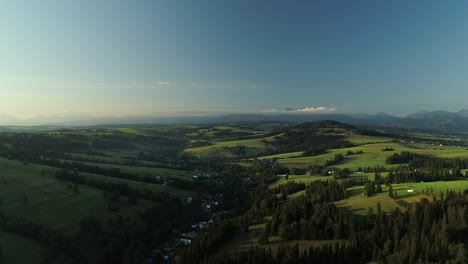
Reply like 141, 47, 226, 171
184, 120, 356, 159
176, 121, 468, 264
0, 122, 467, 264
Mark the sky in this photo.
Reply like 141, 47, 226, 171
2, 0, 468, 118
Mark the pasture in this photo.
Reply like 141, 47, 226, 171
335, 180, 468, 215
184, 135, 278, 158
0, 157, 183, 234
266, 133, 468, 170
0, 230, 43, 264
67, 160, 192, 180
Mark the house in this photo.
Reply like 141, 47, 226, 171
179, 238, 191, 246
186, 231, 199, 239
186, 194, 193, 204
407, 189, 414, 193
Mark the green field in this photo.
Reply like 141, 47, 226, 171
0, 159, 156, 233
258, 151, 304, 160
259, 133, 468, 170
0, 230, 43, 264
187, 125, 264, 140
0, 157, 186, 236
80, 170, 188, 197
185, 135, 278, 158
270, 175, 334, 188
335, 180, 468, 215
64, 160, 193, 180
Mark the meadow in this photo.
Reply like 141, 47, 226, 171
335, 180, 468, 215
0, 158, 156, 233
184, 135, 278, 158
267, 133, 468, 170
0, 230, 43, 264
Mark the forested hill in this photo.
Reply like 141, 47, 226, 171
183, 120, 391, 160
267, 121, 355, 156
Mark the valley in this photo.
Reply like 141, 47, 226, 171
0, 121, 466, 263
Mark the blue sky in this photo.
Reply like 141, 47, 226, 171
1, 0, 468, 118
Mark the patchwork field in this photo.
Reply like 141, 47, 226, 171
260, 133, 468, 170
335, 180, 468, 215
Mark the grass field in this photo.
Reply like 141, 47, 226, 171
80, 170, 189, 197
0, 230, 43, 264
187, 125, 264, 141
65, 160, 193, 180
258, 151, 304, 160
261, 133, 468, 170
65, 152, 129, 164
0, 157, 184, 235
270, 175, 334, 188
185, 135, 278, 158
335, 180, 468, 215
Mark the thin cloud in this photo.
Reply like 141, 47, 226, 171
264, 107, 337, 113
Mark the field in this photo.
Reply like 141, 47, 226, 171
0, 158, 157, 233
184, 135, 278, 158
335, 180, 468, 215
269, 174, 334, 188
187, 125, 264, 141
63, 160, 192, 180
261, 133, 468, 170
79, 170, 188, 197
0, 230, 43, 264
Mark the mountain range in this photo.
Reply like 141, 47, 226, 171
2, 110, 468, 134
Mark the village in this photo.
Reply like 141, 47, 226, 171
153, 172, 234, 263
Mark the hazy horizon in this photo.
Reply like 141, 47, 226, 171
3, 107, 468, 122
3, 1, 468, 118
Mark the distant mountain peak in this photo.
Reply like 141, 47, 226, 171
375, 112, 394, 117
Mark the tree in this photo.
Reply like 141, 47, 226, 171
376, 183, 383, 193
389, 185, 394, 198
452, 167, 462, 177
258, 231, 269, 244
364, 183, 375, 197
128, 193, 138, 205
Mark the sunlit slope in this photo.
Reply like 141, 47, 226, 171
184, 121, 355, 159
184, 135, 278, 158
271, 133, 468, 169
